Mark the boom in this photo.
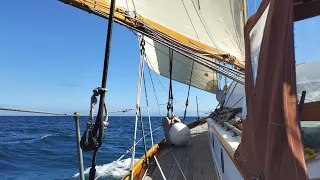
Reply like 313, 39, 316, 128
59, 0, 245, 69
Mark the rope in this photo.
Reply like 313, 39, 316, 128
132, 30, 245, 80
89, 7, 245, 81
170, 150, 187, 180
196, 96, 200, 120
88, 0, 116, 178
146, 62, 162, 119
130, 39, 145, 180
89, 87, 108, 122
141, 36, 166, 180
154, 155, 167, 180
144, 54, 185, 109
0, 103, 171, 117
0, 107, 69, 116
196, 96, 211, 111
94, 125, 163, 180
181, 0, 201, 43
223, 82, 239, 108
183, 59, 195, 123
167, 48, 174, 117
143, 67, 155, 153
138, 36, 149, 165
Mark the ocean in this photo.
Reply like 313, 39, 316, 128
0, 116, 195, 180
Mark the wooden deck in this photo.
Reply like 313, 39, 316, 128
144, 123, 219, 180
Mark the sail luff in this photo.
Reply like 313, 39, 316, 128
59, 0, 245, 69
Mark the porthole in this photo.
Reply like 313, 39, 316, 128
221, 148, 224, 173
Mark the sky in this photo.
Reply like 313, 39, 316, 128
0, 0, 319, 116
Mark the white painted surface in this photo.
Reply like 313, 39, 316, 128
169, 122, 191, 146
207, 118, 242, 180
307, 158, 320, 179
207, 117, 320, 179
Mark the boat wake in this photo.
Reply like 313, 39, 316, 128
72, 158, 138, 180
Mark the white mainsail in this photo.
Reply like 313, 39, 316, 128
143, 36, 219, 93
117, 0, 245, 61
117, 0, 245, 94
59, 0, 245, 94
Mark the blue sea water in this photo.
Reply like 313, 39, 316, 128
0, 116, 195, 180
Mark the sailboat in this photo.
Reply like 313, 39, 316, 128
54, 0, 320, 179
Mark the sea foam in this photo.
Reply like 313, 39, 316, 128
72, 158, 138, 179
40, 134, 54, 140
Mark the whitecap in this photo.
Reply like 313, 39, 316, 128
40, 134, 53, 140
73, 158, 138, 179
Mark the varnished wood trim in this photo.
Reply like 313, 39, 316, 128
294, 0, 320, 21
211, 124, 235, 158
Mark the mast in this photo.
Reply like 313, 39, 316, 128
242, 0, 247, 25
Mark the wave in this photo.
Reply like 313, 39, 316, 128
40, 134, 54, 140
72, 158, 138, 180
40, 133, 74, 140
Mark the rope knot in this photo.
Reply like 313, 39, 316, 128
93, 87, 107, 96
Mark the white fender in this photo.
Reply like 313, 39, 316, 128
169, 122, 191, 146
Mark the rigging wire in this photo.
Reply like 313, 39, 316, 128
152, 37, 244, 82
0, 103, 172, 117
223, 82, 239, 107
180, 0, 201, 42
84, 5, 245, 79
226, 0, 245, 60
146, 62, 162, 119
138, 38, 149, 166
196, 96, 212, 111
130, 42, 145, 180
196, 96, 200, 120
143, 53, 186, 109
142, 64, 155, 153
183, 59, 195, 123
140, 34, 244, 83
93, 125, 163, 180
129, 28, 244, 79
0, 107, 69, 116
188, 0, 219, 49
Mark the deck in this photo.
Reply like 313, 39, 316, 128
144, 122, 219, 180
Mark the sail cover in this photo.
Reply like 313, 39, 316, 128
143, 36, 219, 93
117, 0, 245, 61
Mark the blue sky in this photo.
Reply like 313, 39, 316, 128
0, 0, 319, 116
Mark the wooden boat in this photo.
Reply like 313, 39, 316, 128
58, 0, 320, 179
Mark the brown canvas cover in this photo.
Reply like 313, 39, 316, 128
234, 0, 308, 179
